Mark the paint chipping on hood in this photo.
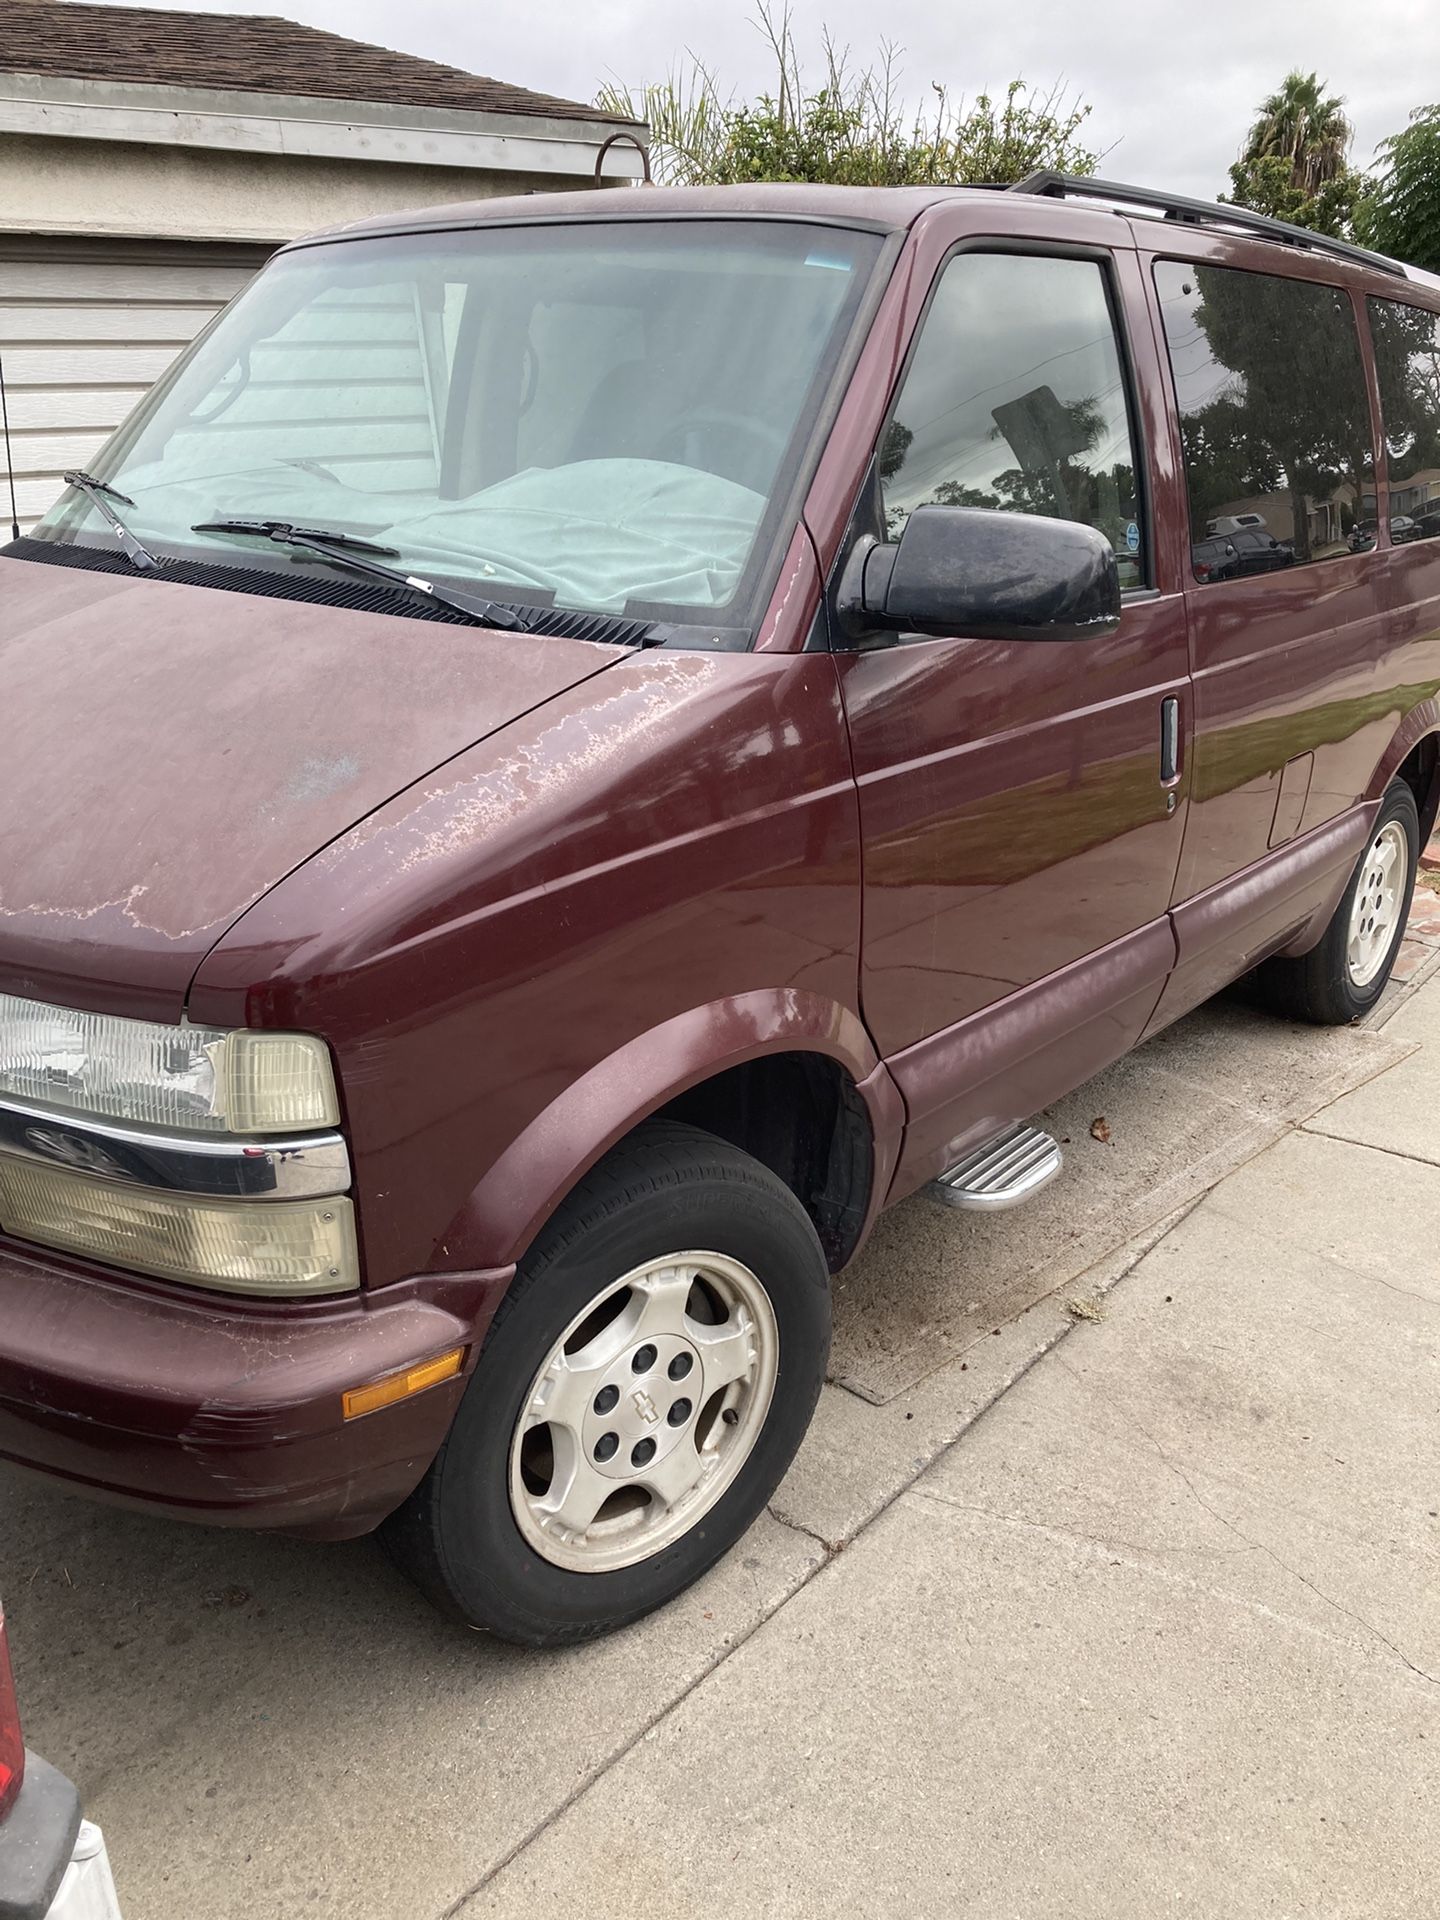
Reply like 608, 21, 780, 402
0, 556, 623, 1018
318, 653, 719, 881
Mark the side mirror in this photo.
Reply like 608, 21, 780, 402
837, 505, 1122, 643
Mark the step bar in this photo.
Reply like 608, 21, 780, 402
928, 1123, 1064, 1211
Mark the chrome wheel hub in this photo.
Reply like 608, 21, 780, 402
1347, 819, 1408, 989
509, 1251, 778, 1574
580, 1329, 700, 1481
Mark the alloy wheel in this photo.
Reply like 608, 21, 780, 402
508, 1251, 778, 1574
1347, 818, 1409, 988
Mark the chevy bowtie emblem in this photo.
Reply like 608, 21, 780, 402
631, 1388, 660, 1426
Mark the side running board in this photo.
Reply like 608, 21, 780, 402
928, 1122, 1064, 1211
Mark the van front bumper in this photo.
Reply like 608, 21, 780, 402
0, 1236, 510, 1539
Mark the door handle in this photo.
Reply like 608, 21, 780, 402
1159, 696, 1181, 806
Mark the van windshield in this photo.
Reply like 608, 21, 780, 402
33, 219, 881, 629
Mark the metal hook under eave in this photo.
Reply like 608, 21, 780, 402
594, 130, 653, 187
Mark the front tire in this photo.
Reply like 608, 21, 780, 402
380, 1121, 830, 1646
1257, 779, 1419, 1024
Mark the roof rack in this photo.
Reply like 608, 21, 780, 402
1010, 171, 1407, 280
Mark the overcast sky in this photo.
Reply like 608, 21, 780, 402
88, 0, 1440, 199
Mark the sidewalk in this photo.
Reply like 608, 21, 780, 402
4, 911, 1438, 1919
464, 975, 1440, 1916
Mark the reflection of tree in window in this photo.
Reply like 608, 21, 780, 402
877, 420, 913, 481
876, 253, 1144, 584
1157, 262, 1372, 566
932, 392, 1135, 562
1368, 299, 1440, 521
877, 421, 913, 534
888, 386, 1137, 565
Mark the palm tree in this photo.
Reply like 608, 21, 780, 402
1241, 72, 1353, 197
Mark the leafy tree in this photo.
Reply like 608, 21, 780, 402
938, 82, 1101, 187
1225, 71, 1368, 239
1226, 152, 1366, 240
1239, 71, 1352, 195
599, 4, 1099, 188
1355, 108, 1440, 273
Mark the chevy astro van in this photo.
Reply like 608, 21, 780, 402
2, 173, 1436, 1645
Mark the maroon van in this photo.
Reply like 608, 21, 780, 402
2, 175, 1436, 1645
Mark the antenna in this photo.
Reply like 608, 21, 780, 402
0, 354, 19, 543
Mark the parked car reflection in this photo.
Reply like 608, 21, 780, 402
1349, 514, 1423, 551
1191, 526, 1295, 580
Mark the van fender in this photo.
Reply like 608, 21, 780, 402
1367, 697, 1440, 809
435, 990, 896, 1274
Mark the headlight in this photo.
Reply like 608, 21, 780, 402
0, 994, 339, 1135
0, 1159, 357, 1296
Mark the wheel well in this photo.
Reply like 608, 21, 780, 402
1397, 733, 1440, 845
653, 1052, 874, 1272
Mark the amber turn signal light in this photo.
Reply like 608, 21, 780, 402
342, 1347, 465, 1421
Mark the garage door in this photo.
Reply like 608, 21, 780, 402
0, 238, 270, 535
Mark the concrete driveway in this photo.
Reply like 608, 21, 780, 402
4, 912, 1438, 1919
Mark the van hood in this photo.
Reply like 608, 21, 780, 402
0, 555, 623, 1021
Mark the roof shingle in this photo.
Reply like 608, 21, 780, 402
2, 0, 635, 124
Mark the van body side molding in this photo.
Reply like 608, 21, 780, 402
1142, 804, 1376, 1039
884, 917, 1176, 1204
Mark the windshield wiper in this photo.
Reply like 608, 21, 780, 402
192, 516, 400, 556
64, 470, 158, 572
191, 517, 533, 632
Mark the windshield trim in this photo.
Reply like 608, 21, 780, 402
278, 208, 907, 260
38, 216, 898, 648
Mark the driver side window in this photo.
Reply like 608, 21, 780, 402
880, 251, 1146, 589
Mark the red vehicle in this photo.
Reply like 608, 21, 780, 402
1, 175, 1436, 1645
0, 1603, 123, 1917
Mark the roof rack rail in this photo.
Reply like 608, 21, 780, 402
1010, 171, 1407, 279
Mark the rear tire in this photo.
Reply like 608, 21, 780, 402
1256, 780, 1419, 1024
380, 1120, 830, 1646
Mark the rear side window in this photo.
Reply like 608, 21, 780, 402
878, 252, 1146, 588
1155, 261, 1374, 578
1368, 297, 1440, 531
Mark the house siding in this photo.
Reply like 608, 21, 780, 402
0, 238, 266, 530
